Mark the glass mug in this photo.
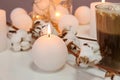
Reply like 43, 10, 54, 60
96, 3, 120, 70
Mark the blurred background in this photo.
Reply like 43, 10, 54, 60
0, 0, 119, 21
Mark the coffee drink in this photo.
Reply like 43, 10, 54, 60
96, 3, 120, 69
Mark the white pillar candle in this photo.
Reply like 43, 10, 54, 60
32, 24, 68, 72
0, 9, 8, 52
0, 9, 6, 26
90, 0, 110, 39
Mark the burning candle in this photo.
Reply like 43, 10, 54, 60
50, 5, 69, 23
55, 11, 61, 18
90, 0, 110, 39
32, 24, 68, 72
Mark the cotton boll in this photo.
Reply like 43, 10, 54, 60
21, 41, 31, 50
12, 43, 21, 51
63, 30, 80, 47
79, 43, 102, 67
87, 42, 100, 52
24, 34, 32, 42
21, 41, 30, 47
11, 34, 22, 43
58, 15, 79, 32
75, 6, 90, 25
91, 54, 102, 64
12, 14, 32, 31
22, 46, 30, 51
10, 8, 27, 21
80, 45, 102, 63
17, 29, 28, 38
80, 46, 93, 57
89, 53, 102, 63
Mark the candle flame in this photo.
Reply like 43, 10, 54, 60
48, 24, 51, 37
36, 15, 40, 19
55, 11, 61, 17
102, 0, 105, 3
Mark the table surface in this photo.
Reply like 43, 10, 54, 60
0, 25, 105, 80
0, 49, 105, 80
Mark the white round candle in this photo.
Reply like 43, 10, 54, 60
75, 6, 90, 25
12, 14, 32, 31
32, 34, 68, 72
10, 8, 27, 21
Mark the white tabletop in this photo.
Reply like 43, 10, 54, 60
0, 49, 104, 80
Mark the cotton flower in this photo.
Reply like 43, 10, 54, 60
12, 43, 21, 51
79, 42, 102, 68
9, 29, 32, 51
63, 27, 80, 48
11, 33, 22, 43
21, 41, 31, 51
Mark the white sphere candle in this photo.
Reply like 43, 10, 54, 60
32, 25, 68, 72
75, 6, 90, 25
12, 14, 32, 31
10, 8, 27, 21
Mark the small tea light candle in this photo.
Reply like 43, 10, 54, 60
90, 0, 110, 39
32, 24, 68, 72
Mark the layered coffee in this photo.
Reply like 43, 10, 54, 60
96, 3, 120, 69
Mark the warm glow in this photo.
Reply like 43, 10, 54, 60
102, 0, 105, 3
55, 11, 61, 17
48, 24, 51, 37
36, 15, 40, 19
